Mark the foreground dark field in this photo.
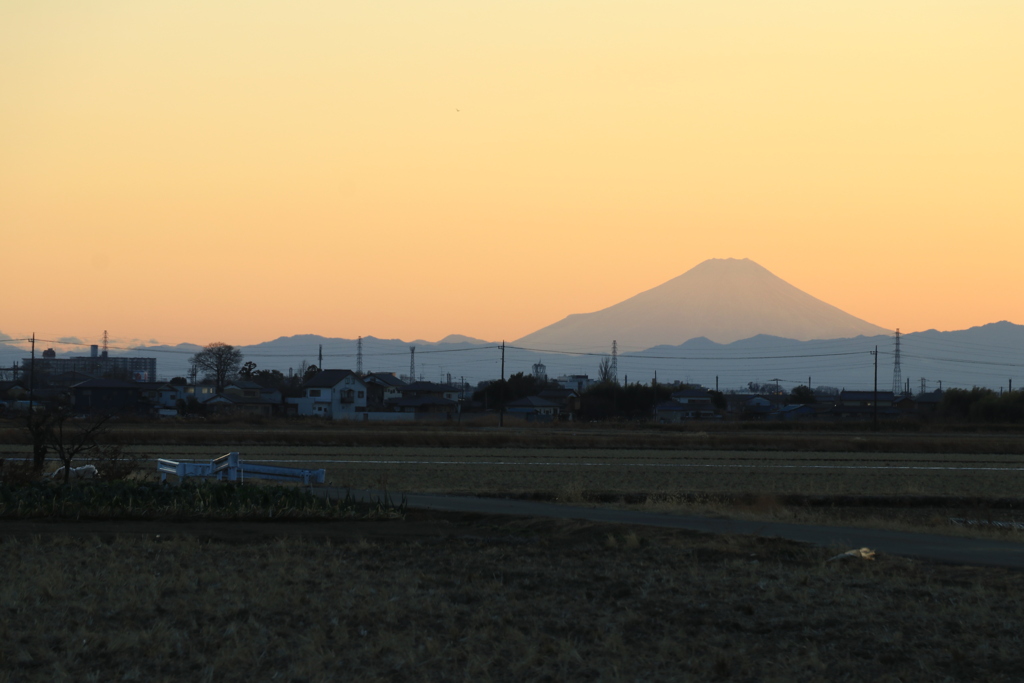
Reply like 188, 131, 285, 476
3, 512, 1023, 682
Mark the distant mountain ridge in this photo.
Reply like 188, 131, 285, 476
515, 258, 891, 350
1, 322, 1021, 391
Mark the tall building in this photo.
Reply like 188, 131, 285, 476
23, 348, 157, 382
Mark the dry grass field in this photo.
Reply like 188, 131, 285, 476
3, 422, 1024, 680
3, 511, 1024, 682
4, 420, 1024, 538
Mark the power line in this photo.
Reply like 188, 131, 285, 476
508, 344, 870, 361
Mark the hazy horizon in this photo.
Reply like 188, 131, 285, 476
3, 257, 1021, 352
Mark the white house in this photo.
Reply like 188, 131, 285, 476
287, 369, 368, 419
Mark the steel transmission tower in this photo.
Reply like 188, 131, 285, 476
356, 336, 363, 375
409, 346, 416, 382
891, 329, 902, 395
611, 340, 618, 384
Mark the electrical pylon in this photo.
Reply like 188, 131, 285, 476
891, 329, 902, 395
611, 340, 618, 384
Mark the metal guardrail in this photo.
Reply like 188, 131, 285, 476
158, 452, 325, 485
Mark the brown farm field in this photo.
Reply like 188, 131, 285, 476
3, 512, 1024, 682
3, 421, 1024, 537
4, 422, 1024, 680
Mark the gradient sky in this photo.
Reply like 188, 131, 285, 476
2, 1, 1021, 349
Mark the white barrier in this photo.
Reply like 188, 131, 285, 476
158, 452, 325, 485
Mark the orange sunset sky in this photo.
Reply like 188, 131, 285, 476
2, 1, 1021, 349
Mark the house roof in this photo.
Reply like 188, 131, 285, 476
205, 393, 273, 405
301, 369, 361, 389
136, 382, 176, 390
401, 381, 459, 393
71, 378, 140, 390
363, 373, 407, 388
655, 400, 691, 412
227, 380, 263, 390
537, 388, 579, 399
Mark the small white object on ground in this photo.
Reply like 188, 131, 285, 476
51, 464, 98, 480
827, 547, 877, 562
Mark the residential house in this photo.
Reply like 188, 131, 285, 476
915, 391, 944, 415
536, 387, 581, 420
288, 369, 368, 419
505, 395, 560, 422
224, 381, 263, 400
188, 381, 219, 404
386, 381, 459, 416
137, 382, 185, 411
772, 404, 818, 421
656, 389, 717, 422
71, 378, 143, 414
832, 390, 899, 419
0, 381, 27, 415
0, 381, 27, 402
394, 381, 462, 402
362, 372, 408, 409
204, 392, 275, 417
724, 393, 774, 419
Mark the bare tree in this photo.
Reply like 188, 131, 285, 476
190, 342, 244, 393
25, 405, 119, 482
597, 356, 616, 384
48, 410, 113, 484
26, 410, 54, 473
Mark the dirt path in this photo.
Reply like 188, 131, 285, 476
333, 488, 1024, 570
4, 486, 1023, 570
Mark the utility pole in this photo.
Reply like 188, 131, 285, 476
356, 336, 363, 375
872, 345, 878, 432
28, 333, 35, 416
458, 375, 464, 426
499, 341, 505, 427
318, 344, 323, 370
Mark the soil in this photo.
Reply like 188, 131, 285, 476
4, 511, 1024, 681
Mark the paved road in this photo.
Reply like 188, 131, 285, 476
329, 488, 1024, 570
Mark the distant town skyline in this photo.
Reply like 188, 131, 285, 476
2, 2, 1021, 347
